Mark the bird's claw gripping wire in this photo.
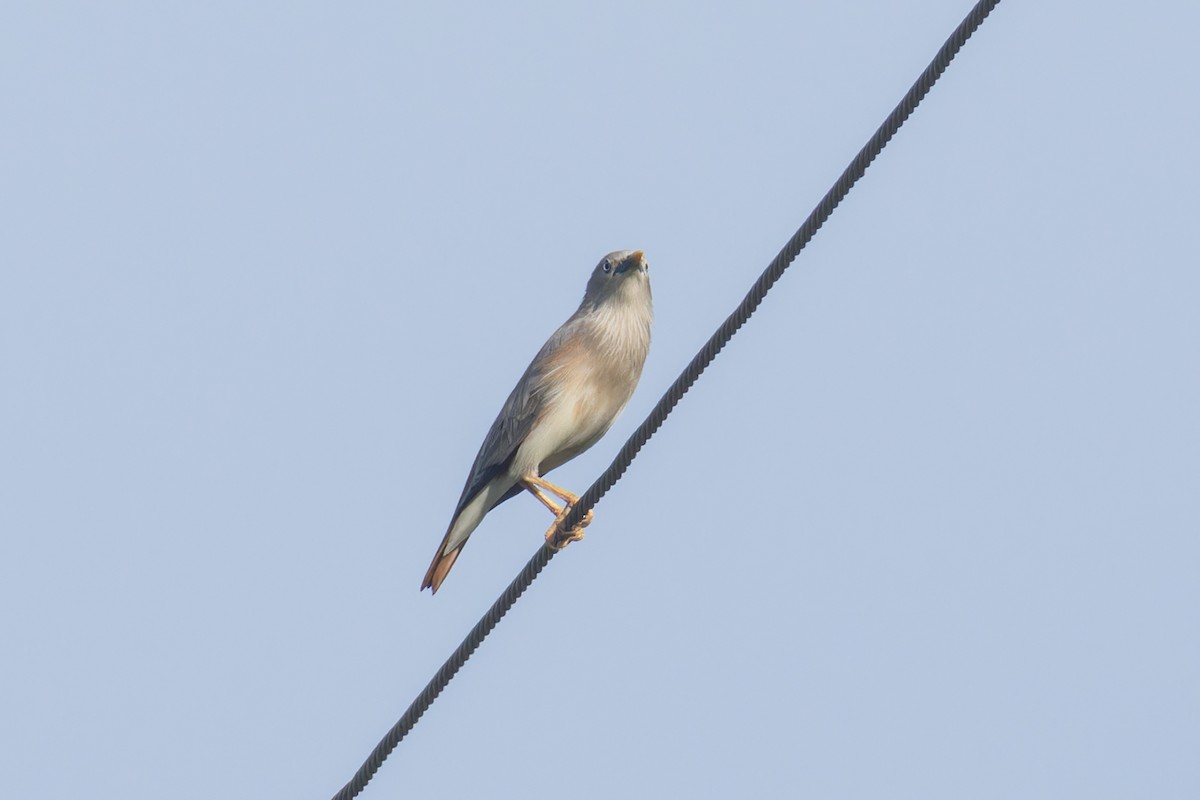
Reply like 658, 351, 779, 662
545, 506, 591, 550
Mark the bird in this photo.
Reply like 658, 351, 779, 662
422, 250, 653, 593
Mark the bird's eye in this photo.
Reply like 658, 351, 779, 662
602, 261, 612, 274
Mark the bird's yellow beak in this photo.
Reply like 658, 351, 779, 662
624, 250, 643, 275
616, 250, 646, 274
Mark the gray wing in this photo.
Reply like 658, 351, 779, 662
448, 319, 578, 520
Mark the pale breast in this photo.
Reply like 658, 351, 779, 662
512, 309, 650, 478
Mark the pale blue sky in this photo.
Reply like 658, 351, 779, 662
3, 2, 1198, 798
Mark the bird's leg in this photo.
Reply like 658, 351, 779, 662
522, 480, 565, 516
521, 475, 593, 550
523, 474, 579, 504
523, 475, 595, 527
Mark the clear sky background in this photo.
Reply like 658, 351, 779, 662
3, 2, 1198, 798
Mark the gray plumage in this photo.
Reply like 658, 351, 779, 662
422, 250, 653, 592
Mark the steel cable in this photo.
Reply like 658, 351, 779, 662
332, 2, 1001, 796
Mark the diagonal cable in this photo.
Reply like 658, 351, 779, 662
332, 1, 1002, 797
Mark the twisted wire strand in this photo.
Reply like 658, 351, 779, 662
333, 2, 1001, 796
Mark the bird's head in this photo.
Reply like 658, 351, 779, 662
582, 249, 651, 308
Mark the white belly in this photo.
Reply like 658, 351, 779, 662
510, 373, 630, 479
